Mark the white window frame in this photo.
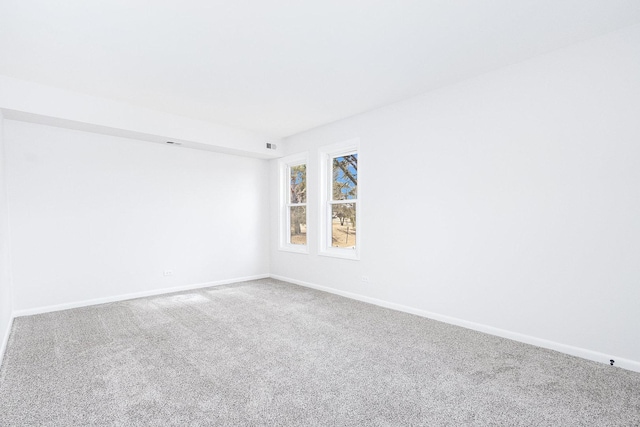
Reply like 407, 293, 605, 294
279, 152, 308, 253
318, 138, 360, 260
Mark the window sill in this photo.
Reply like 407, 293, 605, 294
278, 245, 309, 254
318, 248, 360, 260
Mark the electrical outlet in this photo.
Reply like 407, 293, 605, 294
361, 275, 370, 283
163, 270, 173, 276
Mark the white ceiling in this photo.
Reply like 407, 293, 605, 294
1, 1, 640, 138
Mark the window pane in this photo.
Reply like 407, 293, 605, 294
331, 203, 356, 248
332, 154, 357, 200
289, 206, 307, 245
290, 164, 306, 203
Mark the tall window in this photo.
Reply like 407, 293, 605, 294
319, 139, 360, 259
279, 154, 308, 253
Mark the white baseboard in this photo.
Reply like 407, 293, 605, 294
12, 274, 270, 318
271, 274, 640, 373
0, 314, 14, 369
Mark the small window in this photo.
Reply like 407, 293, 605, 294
279, 154, 308, 253
319, 139, 360, 259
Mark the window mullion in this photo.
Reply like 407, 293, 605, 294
329, 200, 357, 205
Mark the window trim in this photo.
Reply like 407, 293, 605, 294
318, 139, 360, 260
278, 152, 309, 254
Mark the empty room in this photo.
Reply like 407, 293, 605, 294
1, 1, 640, 425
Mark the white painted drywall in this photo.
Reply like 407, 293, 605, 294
0, 111, 13, 365
0, 75, 281, 159
5, 120, 270, 311
271, 24, 640, 365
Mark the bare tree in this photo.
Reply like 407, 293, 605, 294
290, 164, 306, 236
332, 155, 357, 228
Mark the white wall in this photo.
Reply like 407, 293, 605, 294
5, 120, 270, 312
271, 24, 640, 368
0, 112, 14, 365
0, 75, 281, 159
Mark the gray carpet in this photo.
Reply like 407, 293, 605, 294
1, 279, 639, 426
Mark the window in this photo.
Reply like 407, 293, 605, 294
319, 139, 360, 259
279, 153, 308, 253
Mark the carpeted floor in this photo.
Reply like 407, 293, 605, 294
1, 279, 639, 426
